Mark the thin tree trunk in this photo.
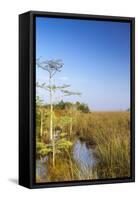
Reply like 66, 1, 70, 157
40, 108, 43, 142
70, 117, 73, 135
66, 150, 74, 179
69, 110, 73, 135
49, 76, 55, 167
52, 136, 55, 167
49, 77, 53, 141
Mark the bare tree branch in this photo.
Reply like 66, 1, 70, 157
61, 89, 81, 96
36, 58, 64, 77
36, 82, 50, 91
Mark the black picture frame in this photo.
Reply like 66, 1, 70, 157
19, 10, 135, 189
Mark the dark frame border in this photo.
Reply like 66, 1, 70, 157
19, 11, 135, 189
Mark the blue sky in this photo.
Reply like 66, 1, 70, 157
36, 17, 130, 111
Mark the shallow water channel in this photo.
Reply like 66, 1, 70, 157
36, 138, 98, 181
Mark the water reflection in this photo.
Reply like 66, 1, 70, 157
36, 157, 48, 181
73, 139, 97, 169
36, 139, 97, 181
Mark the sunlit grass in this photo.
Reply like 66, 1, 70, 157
36, 110, 130, 182
74, 112, 130, 178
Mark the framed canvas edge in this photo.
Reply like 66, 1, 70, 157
19, 11, 135, 189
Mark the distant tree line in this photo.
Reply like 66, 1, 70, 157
41, 100, 90, 113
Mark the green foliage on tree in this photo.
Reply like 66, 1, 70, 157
54, 101, 90, 113
36, 58, 81, 167
76, 102, 90, 113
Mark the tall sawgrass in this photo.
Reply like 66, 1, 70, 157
73, 112, 130, 178
36, 110, 130, 182
41, 153, 98, 182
